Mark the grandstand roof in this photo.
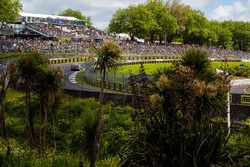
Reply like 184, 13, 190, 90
20, 12, 77, 21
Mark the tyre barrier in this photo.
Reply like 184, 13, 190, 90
48, 57, 92, 64
49, 55, 241, 65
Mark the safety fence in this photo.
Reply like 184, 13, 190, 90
84, 77, 130, 93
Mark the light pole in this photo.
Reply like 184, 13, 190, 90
227, 82, 231, 134
224, 51, 231, 134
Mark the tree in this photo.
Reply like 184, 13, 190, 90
0, 0, 22, 22
145, 0, 178, 43
223, 21, 250, 51
207, 21, 233, 49
71, 109, 98, 167
36, 67, 63, 155
109, 5, 156, 40
0, 62, 17, 138
59, 8, 92, 26
166, 1, 209, 44
91, 40, 122, 167
16, 52, 46, 147
120, 49, 230, 166
180, 48, 211, 77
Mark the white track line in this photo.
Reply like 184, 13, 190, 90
69, 71, 79, 84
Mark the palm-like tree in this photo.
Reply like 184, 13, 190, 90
92, 40, 122, 104
16, 52, 46, 147
36, 67, 63, 154
0, 62, 17, 138
180, 48, 213, 80
121, 49, 230, 167
91, 40, 122, 167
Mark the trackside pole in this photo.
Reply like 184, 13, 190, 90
227, 90, 231, 134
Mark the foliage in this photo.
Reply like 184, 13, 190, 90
144, 0, 178, 42
0, 0, 22, 22
179, 48, 213, 81
109, 0, 249, 49
58, 8, 92, 26
223, 21, 250, 51
120, 49, 232, 166
109, 4, 157, 40
92, 40, 122, 102
227, 132, 250, 166
228, 66, 250, 78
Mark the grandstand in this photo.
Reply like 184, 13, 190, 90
18, 13, 80, 24
0, 12, 108, 52
0, 12, 249, 60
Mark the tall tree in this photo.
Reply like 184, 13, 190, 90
145, 0, 178, 43
223, 21, 250, 51
16, 52, 46, 147
0, 62, 17, 138
109, 5, 156, 40
59, 8, 92, 26
91, 40, 121, 167
0, 0, 22, 22
36, 67, 63, 155
209, 21, 233, 49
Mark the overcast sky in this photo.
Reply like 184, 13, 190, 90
20, 0, 250, 30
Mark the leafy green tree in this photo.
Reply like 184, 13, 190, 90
223, 21, 250, 51
145, 0, 178, 43
91, 40, 122, 167
36, 67, 63, 155
109, 5, 156, 40
167, 1, 209, 45
0, 0, 22, 22
59, 8, 92, 26
208, 21, 233, 49
16, 52, 46, 147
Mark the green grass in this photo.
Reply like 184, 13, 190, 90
116, 63, 173, 74
211, 62, 250, 68
75, 71, 127, 94
6, 89, 24, 103
76, 61, 250, 88
116, 62, 250, 74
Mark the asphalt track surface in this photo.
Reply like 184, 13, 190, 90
53, 63, 99, 92
231, 85, 250, 94
54, 63, 250, 95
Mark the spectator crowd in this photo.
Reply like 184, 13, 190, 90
0, 22, 249, 60
26, 23, 107, 39
1, 38, 247, 60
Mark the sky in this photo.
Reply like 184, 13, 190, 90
20, 0, 250, 30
